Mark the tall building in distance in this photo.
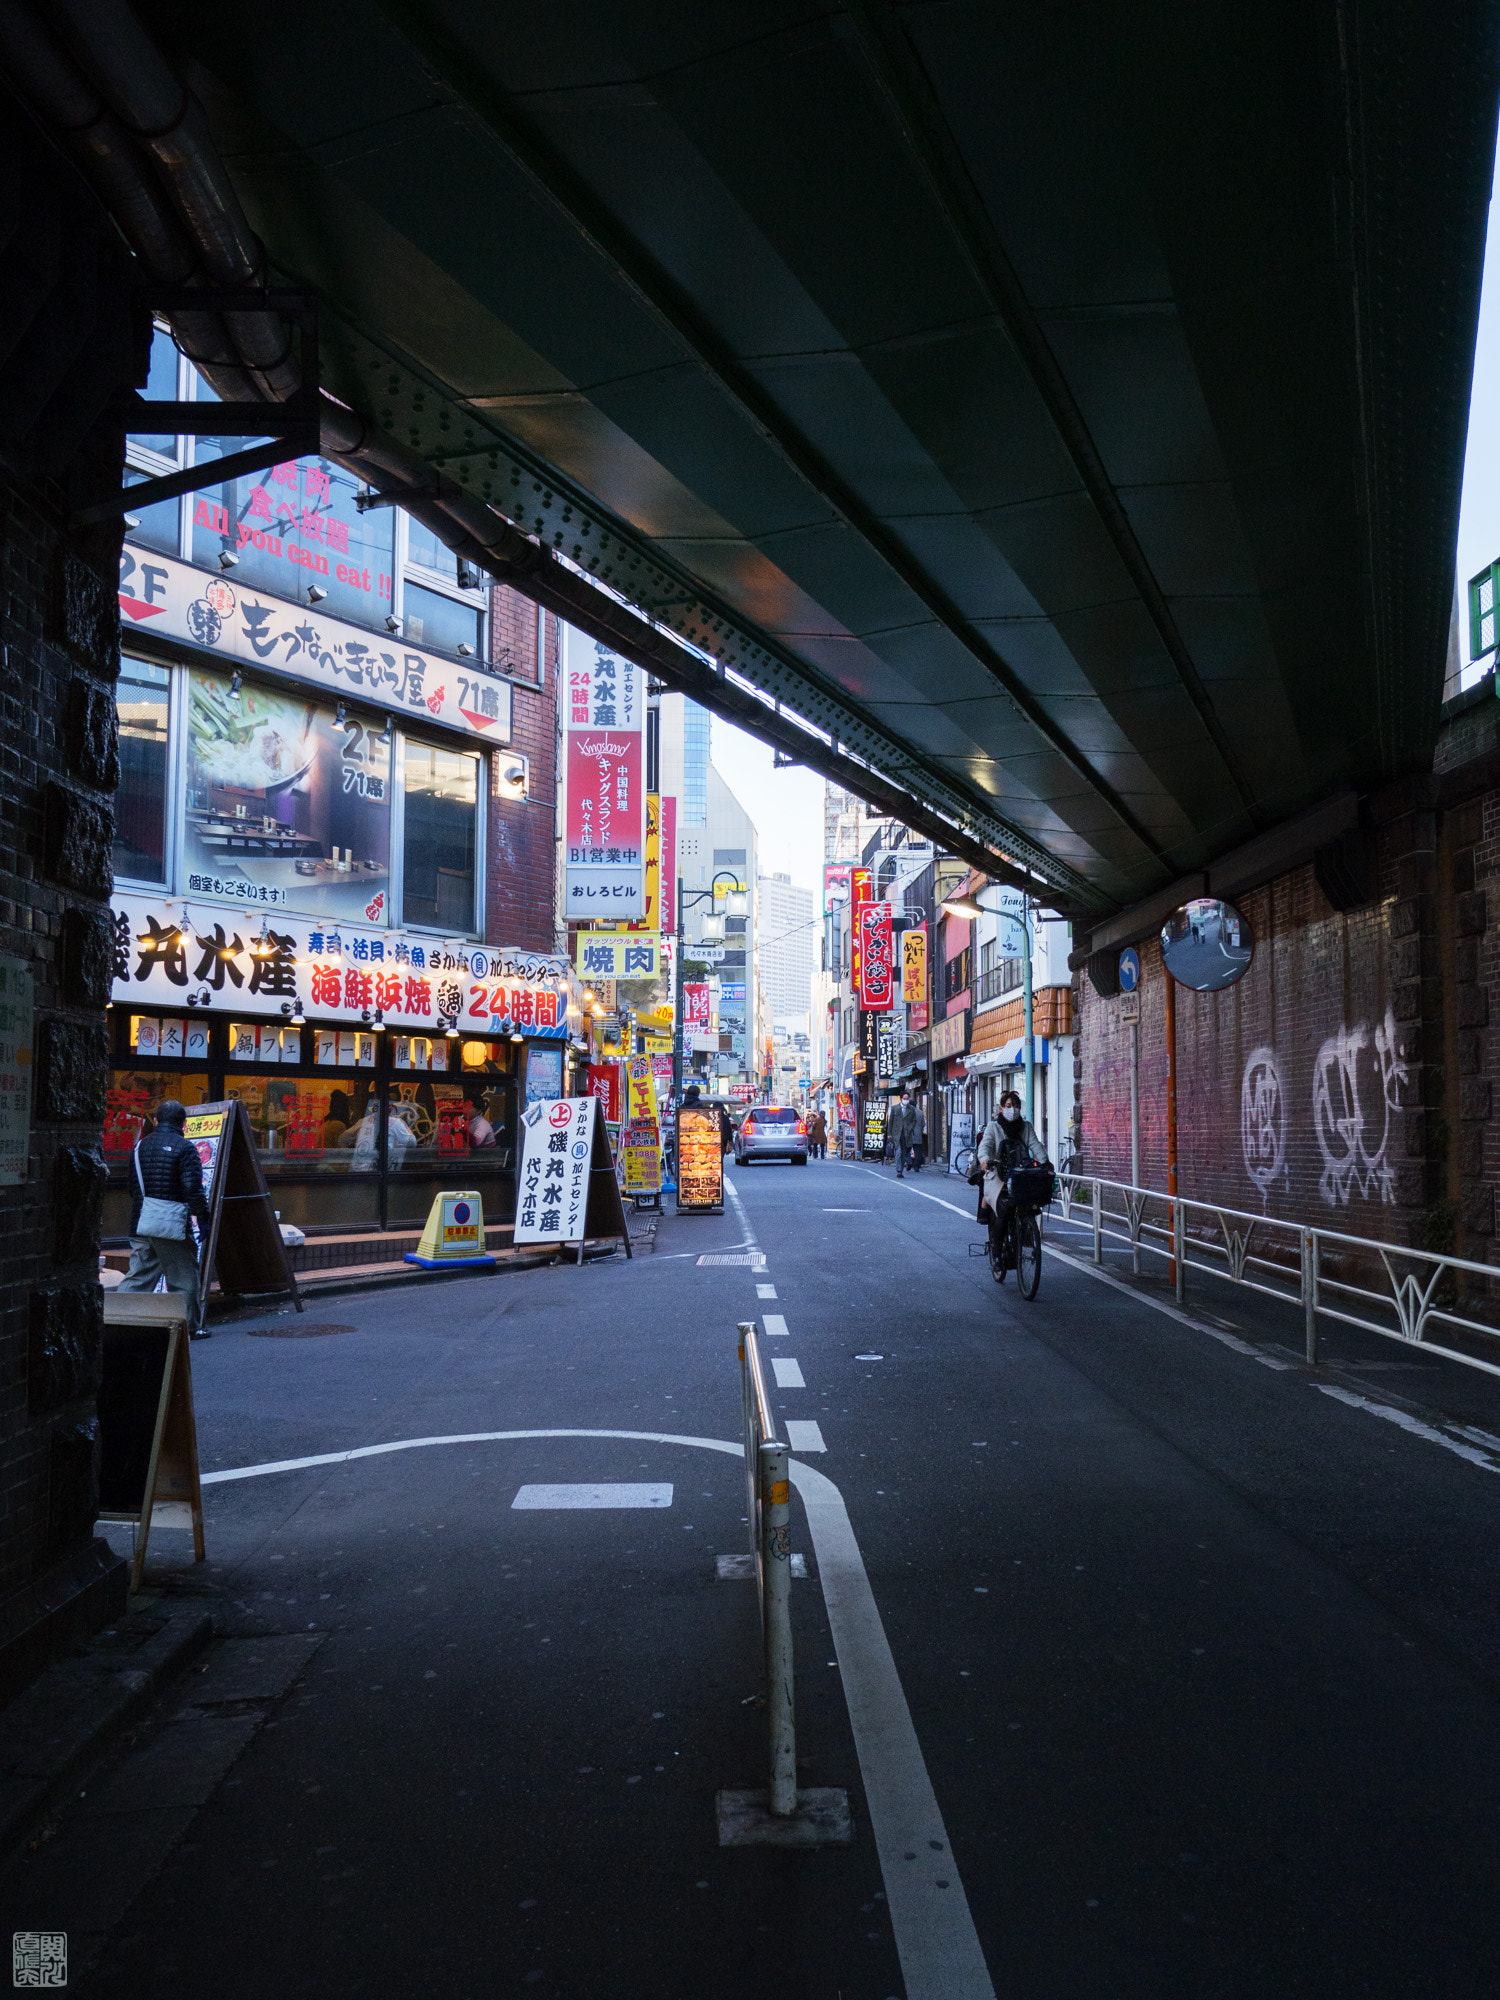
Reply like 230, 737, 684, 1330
758, 871, 814, 1026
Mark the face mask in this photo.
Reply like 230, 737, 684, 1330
1000, 1107, 1019, 1124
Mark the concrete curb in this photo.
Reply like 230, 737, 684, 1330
0, 1604, 215, 1865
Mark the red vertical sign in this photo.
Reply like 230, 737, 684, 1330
851, 867, 873, 1002
857, 904, 894, 1009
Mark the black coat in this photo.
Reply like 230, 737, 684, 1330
130, 1122, 210, 1233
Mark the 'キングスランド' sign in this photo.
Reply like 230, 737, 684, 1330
564, 627, 644, 917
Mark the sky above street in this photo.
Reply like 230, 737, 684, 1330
1453, 116, 1500, 687
709, 717, 826, 895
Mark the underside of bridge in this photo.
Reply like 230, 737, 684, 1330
40, 0, 1500, 916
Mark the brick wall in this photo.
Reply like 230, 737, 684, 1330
1074, 769, 1481, 1256
484, 587, 560, 953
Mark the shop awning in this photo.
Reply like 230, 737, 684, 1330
965, 1039, 1051, 1076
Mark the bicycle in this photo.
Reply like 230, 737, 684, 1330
953, 1144, 976, 1179
984, 1164, 1054, 1301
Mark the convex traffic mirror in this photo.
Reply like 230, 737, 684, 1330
1160, 897, 1252, 991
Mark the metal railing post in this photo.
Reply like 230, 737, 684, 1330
760, 1439, 796, 1816
1303, 1230, 1319, 1365
1173, 1198, 1186, 1305
1092, 1178, 1102, 1265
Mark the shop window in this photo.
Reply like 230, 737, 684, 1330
402, 740, 478, 931
405, 516, 463, 584
228, 1074, 378, 1173
184, 668, 392, 924
387, 1077, 513, 1173
105, 1070, 211, 1161
114, 659, 171, 884
123, 465, 181, 557
402, 580, 482, 661
128, 324, 182, 458
190, 373, 395, 631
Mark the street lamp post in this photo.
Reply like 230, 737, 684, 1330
672, 869, 749, 1112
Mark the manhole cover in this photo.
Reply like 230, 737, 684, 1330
246, 1321, 354, 1339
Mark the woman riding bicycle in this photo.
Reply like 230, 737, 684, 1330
976, 1090, 1050, 1266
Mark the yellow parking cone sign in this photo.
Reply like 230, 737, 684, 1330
404, 1191, 496, 1270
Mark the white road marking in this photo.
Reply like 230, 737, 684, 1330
762, 1313, 789, 1338
716, 1552, 808, 1580
1314, 1385, 1500, 1471
794, 1457, 997, 1997
785, 1420, 826, 1453
855, 1354, 884, 1361
512, 1483, 673, 1509
866, 1169, 971, 1220
823, 1207, 872, 1212
772, 1358, 806, 1389
200, 1428, 994, 1998
723, 1174, 759, 1253
756, 1283, 777, 1298
1042, 1242, 1293, 1368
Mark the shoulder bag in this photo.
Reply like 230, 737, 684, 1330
133, 1141, 190, 1240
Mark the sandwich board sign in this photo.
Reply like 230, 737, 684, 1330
514, 1096, 631, 1263
188, 1099, 303, 1312
99, 1292, 206, 1590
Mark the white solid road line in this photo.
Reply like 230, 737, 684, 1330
756, 1283, 777, 1298
794, 1456, 997, 1999
202, 1427, 995, 1999
1314, 1384, 1500, 1472
772, 1357, 806, 1389
511, 1483, 673, 1509
761, 1313, 789, 1338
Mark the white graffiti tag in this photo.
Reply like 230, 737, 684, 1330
1311, 1008, 1409, 1206
1240, 1045, 1287, 1194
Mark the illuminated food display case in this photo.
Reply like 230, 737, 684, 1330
675, 1104, 724, 1213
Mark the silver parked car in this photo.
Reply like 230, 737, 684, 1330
733, 1105, 808, 1166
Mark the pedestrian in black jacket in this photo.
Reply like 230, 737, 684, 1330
118, 1100, 212, 1337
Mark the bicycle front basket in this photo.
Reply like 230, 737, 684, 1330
1006, 1165, 1056, 1208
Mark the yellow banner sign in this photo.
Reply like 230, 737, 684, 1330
626, 1055, 656, 1123
902, 925, 927, 1004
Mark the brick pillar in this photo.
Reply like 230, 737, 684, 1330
0, 115, 138, 1697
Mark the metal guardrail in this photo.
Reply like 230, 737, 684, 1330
1051, 1174, 1500, 1378
737, 1321, 795, 1816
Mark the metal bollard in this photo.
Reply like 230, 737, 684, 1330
1091, 1178, 1102, 1265
1302, 1229, 1319, 1365
759, 1440, 796, 1816
1173, 1199, 1186, 1305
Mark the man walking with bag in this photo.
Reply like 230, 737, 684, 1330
889, 1089, 912, 1177
118, 1100, 212, 1339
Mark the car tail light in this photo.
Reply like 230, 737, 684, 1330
742, 1118, 756, 1135
796, 1120, 806, 1135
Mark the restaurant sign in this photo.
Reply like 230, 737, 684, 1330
118, 550, 511, 745
111, 889, 579, 1038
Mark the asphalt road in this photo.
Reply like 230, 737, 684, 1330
10, 1155, 1500, 1998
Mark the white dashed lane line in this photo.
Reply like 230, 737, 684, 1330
756, 1283, 777, 1298
785, 1420, 827, 1454
772, 1357, 806, 1389
762, 1314, 789, 1338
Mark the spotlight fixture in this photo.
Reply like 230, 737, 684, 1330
217, 550, 239, 571
307, 584, 328, 604
376, 716, 393, 746
228, 670, 242, 700
250, 925, 272, 959
384, 614, 401, 633
291, 999, 305, 1024
362, 1007, 385, 1032
456, 642, 474, 657
334, 701, 347, 727
123, 513, 142, 531
444, 1016, 459, 1039
510, 1031, 524, 1044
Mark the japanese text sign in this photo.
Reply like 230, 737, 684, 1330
902, 924, 927, 1005
564, 626, 645, 917
574, 933, 660, 980
118, 551, 510, 744
856, 903, 894, 1009
513, 1096, 595, 1245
